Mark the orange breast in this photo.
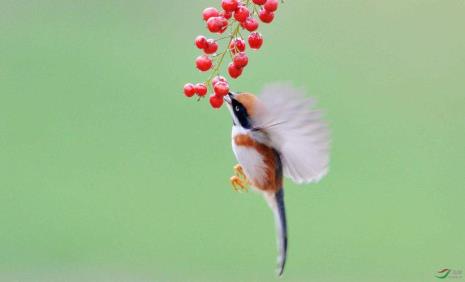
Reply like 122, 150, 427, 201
234, 134, 282, 192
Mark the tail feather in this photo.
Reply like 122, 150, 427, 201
264, 188, 288, 276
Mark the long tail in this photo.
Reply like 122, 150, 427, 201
264, 188, 288, 276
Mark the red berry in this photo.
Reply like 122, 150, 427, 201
195, 35, 207, 49
220, 10, 233, 19
233, 52, 248, 68
248, 32, 263, 49
206, 17, 221, 33
212, 75, 227, 87
229, 38, 246, 55
243, 17, 259, 32
222, 0, 239, 12
203, 39, 218, 54
184, 83, 196, 97
207, 16, 228, 33
195, 83, 208, 97
214, 81, 230, 96
195, 55, 213, 71
253, 0, 267, 5
258, 9, 274, 23
218, 18, 229, 33
209, 94, 224, 109
234, 5, 250, 22
264, 0, 278, 12
228, 63, 243, 79
203, 7, 219, 21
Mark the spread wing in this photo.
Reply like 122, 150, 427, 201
252, 83, 330, 184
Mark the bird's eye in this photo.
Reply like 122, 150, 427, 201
235, 106, 240, 112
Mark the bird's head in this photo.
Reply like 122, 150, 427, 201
224, 92, 258, 129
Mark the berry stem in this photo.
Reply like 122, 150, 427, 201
202, 0, 253, 91
205, 23, 241, 89
215, 35, 232, 42
188, 0, 280, 105
238, 28, 245, 40
252, 4, 259, 15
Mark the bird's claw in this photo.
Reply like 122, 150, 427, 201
230, 176, 247, 192
230, 164, 249, 192
234, 164, 246, 179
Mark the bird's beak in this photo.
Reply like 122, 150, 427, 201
224, 92, 234, 105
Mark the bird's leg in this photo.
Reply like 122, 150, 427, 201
230, 176, 245, 192
230, 164, 249, 192
234, 164, 246, 179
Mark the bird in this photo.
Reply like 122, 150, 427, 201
223, 83, 330, 276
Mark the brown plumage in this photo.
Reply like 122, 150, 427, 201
233, 133, 282, 192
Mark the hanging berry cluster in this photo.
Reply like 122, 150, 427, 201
183, 0, 281, 109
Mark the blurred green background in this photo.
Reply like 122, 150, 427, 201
1, 1, 464, 281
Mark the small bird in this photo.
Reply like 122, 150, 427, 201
223, 83, 330, 276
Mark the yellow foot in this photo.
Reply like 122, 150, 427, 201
230, 176, 247, 192
234, 164, 246, 179
230, 164, 249, 192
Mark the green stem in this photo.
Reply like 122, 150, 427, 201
205, 24, 241, 89
202, 0, 254, 93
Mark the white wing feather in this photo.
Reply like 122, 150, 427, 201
253, 83, 330, 184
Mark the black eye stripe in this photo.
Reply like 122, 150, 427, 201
231, 99, 251, 129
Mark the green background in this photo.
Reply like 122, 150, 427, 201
1, 1, 464, 281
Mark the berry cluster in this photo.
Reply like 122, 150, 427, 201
183, 0, 281, 109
